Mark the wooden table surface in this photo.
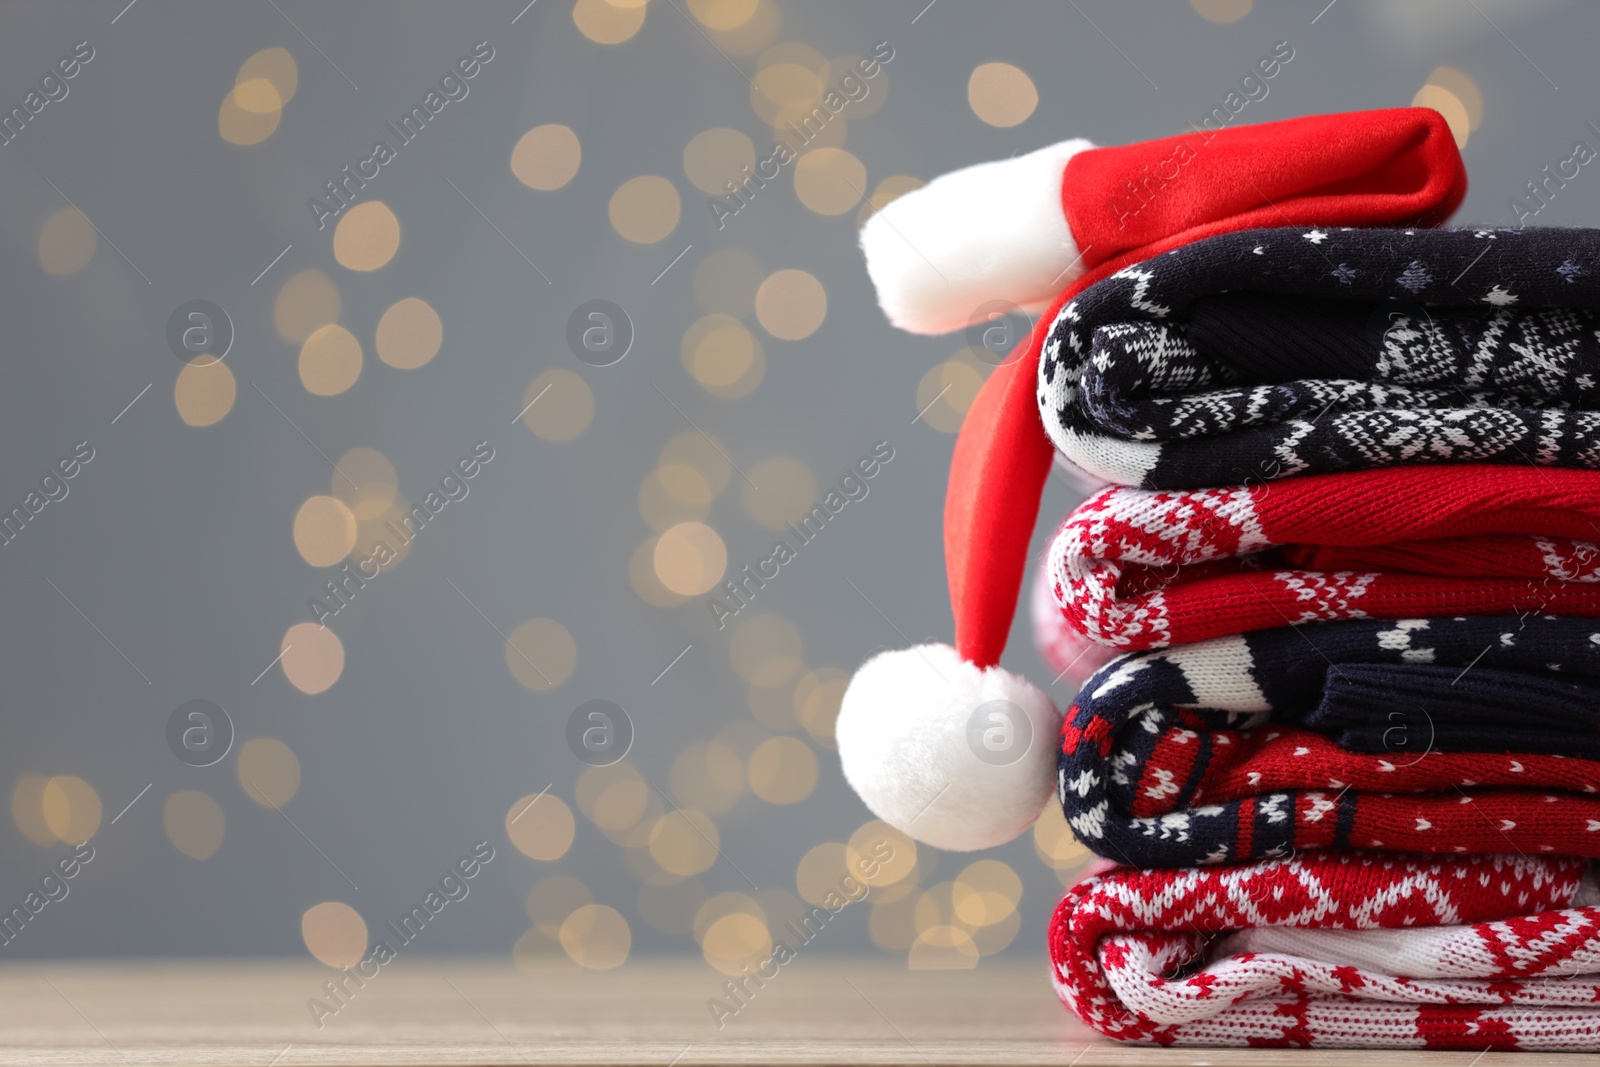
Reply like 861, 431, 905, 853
0, 958, 1567, 1066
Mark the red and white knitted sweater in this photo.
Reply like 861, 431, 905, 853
1050, 850, 1600, 1049
1047, 464, 1600, 650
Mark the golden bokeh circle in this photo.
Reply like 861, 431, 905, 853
299, 323, 363, 396
754, 61, 823, 116
350, 502, 415, 572
521, 369, 594, 442
662, 430, 733, 497
967, 62, 1038, 128
702, 912, 771, 975
952, 859, 1022, 927
694, 891, 766, 942
968, 907, 1022, 956
769, 104, 847, 152
679, 311, 744, 366
505, 618, 577, 692
915, 356, 986, 434
682, 316, 765, 397
237, 738, 301, 808
294, 495, 358, 567
175, 360, 237, 427
793, 666, 847, 745
689, 0, 758, 30
609, 175, 682, 244
1412, 83, 1471, 149
41, 776, 100, 844
332, 200, 401, 271
232, 77, 283, 115
38, 207, 96, 276
653, 521, 728, 596
828, 54, 888, 118
648, 810, 720, 876
639, 469, 711, 533
714, 721, 769, 762
1190, 0, 1252, 20
218, 85, 280, 144
659, 461, 715, 508
629, 536, 689, 608
559, 904, 631, 969
593, 783, 655, 841
870, 875, 919, 908
332, 446, 398, 521
11, 776, 54, 846
795, 842, 848, 907
281, 622, 346, 695
238, 47, 298, 105
847, 820, 917, 888
711, 0, 778, 54
164, 790, 225, 860
511, 124, 582, 190
730, 613, 804, 686
1428, 66, 1483, 130
526, 874, 594, 932
746, 736, 818, 805
741, 457, 817, 530
572, 0, 646, 44
507, 792, 577, 861
1033, 801, 1092, 874
754, 889, 810, 936
375, 297, 442, 369
751, 43, 829, 122
793, 148, 866, 215
755, 269, 827, 340
275, 268, 341, 344
683, 127, 758, 195
301, 902, 367, 968
576, 763, 655, 841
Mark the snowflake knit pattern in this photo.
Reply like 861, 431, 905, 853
1049, 850, 1600, 1049
1037, 226, 1600, 489
1047, 463, 1600, 651
1059, 615, 1600, 868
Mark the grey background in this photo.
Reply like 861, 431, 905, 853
0, 0, 1593, 963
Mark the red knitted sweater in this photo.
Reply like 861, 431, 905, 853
1048, 465, 1600, 650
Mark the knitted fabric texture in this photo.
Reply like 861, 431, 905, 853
1058, 615, 1600, 868
1037, 226, 1600, 489
1049, 850, 1600, 1049
1311, 662, 1600, 757
1046, 463, 1600, 652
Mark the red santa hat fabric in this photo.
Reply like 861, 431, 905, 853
945, 108, 1467, 673
840, 108, 1467, 854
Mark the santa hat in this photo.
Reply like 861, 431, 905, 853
838, 108, 1468, 852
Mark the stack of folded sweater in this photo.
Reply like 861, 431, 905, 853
1039, 225, 1600, 1048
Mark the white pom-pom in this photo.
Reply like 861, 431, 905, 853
836, 644, 1061, 852
859, 139, 1095, 336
